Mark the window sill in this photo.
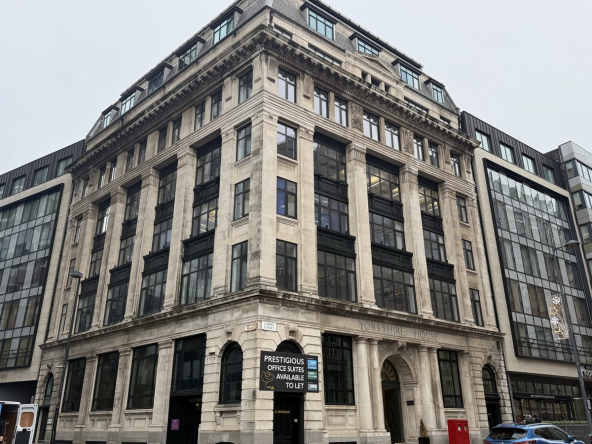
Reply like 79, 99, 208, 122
459, 221, 471, 229
277, 154, 298, 168
214, 403, 242, 411
232, 216, 249, 228
89, 410, 112, 416
123, 409, 154, 415
324, 404, 357, 409
466, 269, 478, 276
58, 412, 79, 417
443, 407, 466, 412
276, 215, 298, 226
234, 156, 251, 169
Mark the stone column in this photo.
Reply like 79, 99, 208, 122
150, 340, 174, 435
369, 339, 386, 432
224, 75, 238, 110
459, 351, 477, 429
428, 347, 446, 429
246, 112, 278, 291
417, 346, 437, 430
440, 183, 472, 324
328, 91, 336, 121
347, 142, 375, 306
355, 337, 374, 432
163, 148, 196, 309
108, 349, 131, 435
399, 166, 433, 317
75, 356, 97, 427
125, 168, 159, 319
76, 205, 97, 282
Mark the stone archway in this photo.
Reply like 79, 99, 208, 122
382, 360, 404, 444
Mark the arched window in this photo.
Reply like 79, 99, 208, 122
43, 374, 54, 406
276, 341, 301, 354
482, 366, 497, 395
219, 343, 243, 404
381, 360, 399, 382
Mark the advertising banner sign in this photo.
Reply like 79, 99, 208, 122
260, 351, 319, 393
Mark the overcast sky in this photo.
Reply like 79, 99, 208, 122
1, 0, 591, 174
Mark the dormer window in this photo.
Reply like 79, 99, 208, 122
309, 10, 334, 39
179, 44, 197, 70
358, 39, 379, 56
120, 93, 135, 115
432, 84, 443, 103
400, 65, 420, 89
103, 111, 112, 128
213, 17, 233, 44
146, 64, 172, 95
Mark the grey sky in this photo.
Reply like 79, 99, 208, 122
1, 0, 591, 174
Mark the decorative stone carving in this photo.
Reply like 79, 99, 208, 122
347, 143, 366, 163
141, 168, 159, 188
399, 165, 418, 184
225, 325, 235, 340
350, 102, 364, 132
302, 73, 313, 99
177, 148, 197, 168
400, 127, 414, 156
110, 187, 127, 204
288, 323, 298, 338
267, 56, 278, 82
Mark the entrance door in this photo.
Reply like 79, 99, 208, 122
382, 360, 404, 444
273, 394, 303, 444
486, 402, 501, 430
36, 408, 49, 443
166, 396, 201, 444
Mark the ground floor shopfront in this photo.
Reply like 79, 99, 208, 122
36, 295, 512, 444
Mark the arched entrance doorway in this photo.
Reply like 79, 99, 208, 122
273, 341, 303, 444
482, 366, 501, 430
382, 360, 404, 444
36, 374, 53, 442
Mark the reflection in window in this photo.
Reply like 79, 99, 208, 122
128, 345, 158, 409
322, 334, 354, 404
373, 265, 415, 313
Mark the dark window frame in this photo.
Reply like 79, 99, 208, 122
91, 352, 119, 411
219, 342, 243, 404
180, 252, 214, 305
63, 358, 86, 412
277, 178, 297, 219
437, 350, 463, 408
277, 123, 297, 160
127, 344, 158, 409
463, 240, 475, 270
231, 241, 248, 292
457, 196, 468, 223
236, 124, 252, 161
322, 334, 354, 405
233, 179, 250, 220
470, 289, 484, 327
276, 240, 297, 292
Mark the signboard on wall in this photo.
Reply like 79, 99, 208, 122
259, 351, 319, 393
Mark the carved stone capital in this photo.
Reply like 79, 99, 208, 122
141, 168, 159, 188
347, 142, 366, 163
177, 148, 197, 169
110, 187, 127, 204
439, 182, 456, 199
399, 165, 418, 184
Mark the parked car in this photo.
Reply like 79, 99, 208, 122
484, 423, 585, 444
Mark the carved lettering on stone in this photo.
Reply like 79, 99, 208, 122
350, 102, 364, 132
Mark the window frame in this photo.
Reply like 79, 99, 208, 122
369, 213, 405, 250
276, 240, 297, 292
428, 143, 439, 167
500, 143, 515, 164
33, 166, 49, 186
238, 70, 253, 104
138, 270, 167, 317
450, 152, 462, 177
191, 197, 218, 237
120, 92, 135, 115
317, 251, 356, 302
372, 264, 416, 313
358, 39, 379, 55
437, 350, 463, 408
91, 352, 119, 411
463, 240, 475, 270
277, 123, 297, 160
127, 344, 158, 409
63, 358, 86, 412
233, 179, 250, 220
432, 84, 444, 103
180, 252, 214, 305
236, 124, 252, 161
178, 43, 197, 71
314, 86, 329, 118
522, 154, 537, 174
231, 241, 248, 292
308, 9, 334, 39
213, 17, 234, 44
384, 122, 400, 150
363, 111, 379, 141
277, 178, 297, 219
322, 334, 354, 405
400, 65, 420, 89
457, 196, 468, 223
429, 278, 459, 322
543, 165, 555, 184
194, 102, 205, 130
475, 130, 491, 152
157, 127, 167, 153
172, 118, 182, 143
219, 342, 243, 404
278, 68, 296, 103
211, 90, 223, 120
11, 176, 25, 195
104, 282, 128, 326
418, 184, 440, 216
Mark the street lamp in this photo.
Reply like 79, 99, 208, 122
552, 240, 592, 437
49, 270, 84, 444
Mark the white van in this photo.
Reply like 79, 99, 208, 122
0, 402, 37, 444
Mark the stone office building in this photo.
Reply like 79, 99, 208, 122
0, 141, 85, 407
461, 112, 592, 427
39, 1, 511, 444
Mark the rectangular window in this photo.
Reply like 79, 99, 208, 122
211, 90, 222, 120
428, 143, 439, 167
566, 261, 580, 288
366, 164, 400, 201
424, 229, 447, 262
172, 335, 206, 393
124, 188, 141, 221
384, 122, 400, 150
277, 123, 297, 159
92, 352, 119, 411
527, 284, 548, 318
309, 10, 334, 39
89, 250, 103, 277
317, 251, 356, 302
450, 153, 461, 177
191, 197, 218, 237
152, 218, 173, 251
522, 155, 536, 174
430, 278, 459, 322
231, 241, 248, 292
369, 213, 405, 250
194, 102, 205, 130
82, 178, 89, 198
58, 304, 68, 338
11, 176, 25, 195
334, 98, 348, 126
506, 278, 523, 313
96, 205, 110, 235
128, 345, 158, 409
278, 68, 296, 102
33, 167, 49, 186
139, 270, 167, 317
314, 87, 329, 117
75, 292, 95, 333
358, 39, 379, 55
0, 184, 4, 199
157, 127, 167, 153
180, 253, 213, 305
172, 118, 182, 143
418, 184, 440, 216
277, 178, 297, 219
213, 17, 233, 44
63, 358, 86, 412
196, 147, 221, 185
470, 289, 484, 326
543, 165, 555, 184
520, 245, 540, 277
373, 264, 416, 313
501, 239, 515, 270
475, 130, 491, 152
109, 159, 117, 183
118, 235, 135, 266
147, 70, 164, 95
236, 125, 252, 161
138, 141, 147, 165
308, 45, 341, 66
363, 111, 379, 141
322, 334, 354, 404
234, 179, 250, 220
238, 70, 253, 103
400, 66, 420, 89
103, 111, 112, 128
314, 194, 348, 233
125, 149, 134, 173
104, 282, 128, 326
276, 240, 297, 291
500, 143, 515, 163
158, 170, 177, 204
514, 209, 533, 238
463, 240, 475, 270
581, 223, 592, 244
574, 298, 591, 327
120, 93, 135, 114
457, 197, 468, 223
432, 84, 443, 103
67, 259, 76, 287
414, 136, 424, 161
438, 350, 463, 407
313, 141, 346, 181
178, 43, 197, 70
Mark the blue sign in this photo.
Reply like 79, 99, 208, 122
307, 358, 317, 370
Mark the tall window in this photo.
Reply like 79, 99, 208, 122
0, 184, 4, 199
314, 87, 328, 117
67, 258, 76, 287
418, 184, 440, 216
234, 179, 250, 220
88, 250, 102, 277
147, 70, 164, 95
385, 122, 400, 150
543, 165, 555, 184
139, 270, 167, 317
157, 127, 167, 153
231, 242, 248, 292
457, 196, 468, 223
308, 10, 334, 39
172, 335, 206, 392
369, 213, 404, 250
314, 194, 348, 233
191, 197, 218, 237
152, 219, 173, 251
124, 188, 141, 221
172, 118, 182, 143
125, 149, 134, 172
278, 69, 296, 102
528, 284, 548, 318
430, 279, 459, 322
158, 170, 177, 204
520, 245, 540, 277
522, 155, 536, 174
428, 143, 439, 167
236, 125, 252, 161
75, 292, 95, 333
219, 343, 243, 404
103, 111, 112, 128
317, 251, 356, 302
470, 289, 484, 326
211, 90, 222, 120
196, 148, 221, 185
239, 71, 253, 103
335, 98, 348, 126
358, 40, 379, 55
463, 240, 475, 270
128, 345, 158, 409
400, 66, 420, 89
138, 141, 147, 165
118, 236, 134, 265
322, 334, 354, 404
180, 253, 213, 305
432, 84, 443, 103
120, 92, 135, 114
33, 167, 49, 186
373, 265, 416, 313
482, 366, 497, 394
11, 176, 25, 195
314, 141, 346, 181
194, 102, 205, 130
213, 17, 233, 44
104, 282, 128, 326
363, 111, 379, 141
98, 167, 106, 189
277, 178, 297, 219
366, 165, 400, 201
450, 153, 461, 177
438, 350, 463, 407
277, 123, 296, 159
475, 130, 491, 152
500, 143, 515, 164
63, 358, 86, 412
92, 352, 119, 411
108, 159, 117, 183
574, 298, 591, 327
424, 230, 446, 262
178, 43, 197, 70
276, 240, 297, 291
414, 137, 424, 161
